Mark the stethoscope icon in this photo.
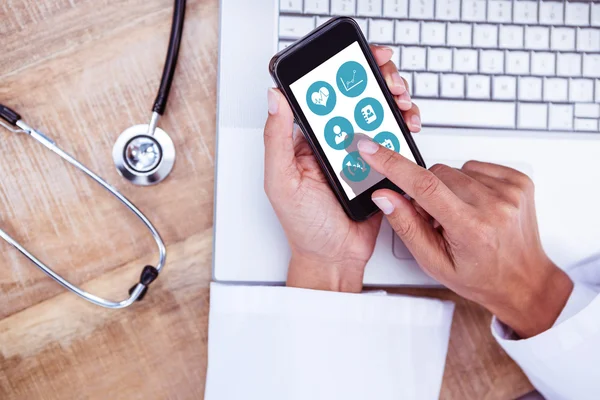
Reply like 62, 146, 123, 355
0, 0, 186, 309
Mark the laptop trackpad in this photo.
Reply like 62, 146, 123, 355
393, 159, 534, 260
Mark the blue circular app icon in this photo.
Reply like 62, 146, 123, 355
306, 81, 336, 116
336, 61, 368, 97
342, 151, 370, 182
324, 117, 354, 150
354, 97, 384, 131
374, 131, 400, 153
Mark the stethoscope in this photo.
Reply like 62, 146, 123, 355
0, 0, 186, 309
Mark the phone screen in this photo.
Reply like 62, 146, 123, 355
289, 41, 417, 200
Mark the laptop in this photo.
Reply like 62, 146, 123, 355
214, 0, 600, 286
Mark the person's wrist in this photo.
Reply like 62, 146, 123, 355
489, 260, 573, 339
286, 252, 366, 293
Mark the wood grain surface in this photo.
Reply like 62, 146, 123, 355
0, 1, 532, 399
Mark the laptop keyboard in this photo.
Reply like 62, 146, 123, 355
278, 0, 600, 133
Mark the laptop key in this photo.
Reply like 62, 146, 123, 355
518, 77, 542, 101
357, 0, 382, 17
280, 0, 303, 13
565, 2, 590, 27
369, 19, 394, 44
440, 74, 464, 98
574, 104, 600, 119
574, 119, 599, 132
549, 104, 574, 131
487, 0, 512, 23
395, 21, 420, 45
428, 48, 452, 72
414, 73, 439, 97
492, 76, 516, 100
531, 52, 555, 76
577, 29, 600, 52
279, 16, 315, 39
331, 0, 357, 16
473, 24, 498, 48
543, 78, 569, 103
421, 22, 446, 46
466, 75, 491, 99
583, 54, 600, 78
499, 25, 524, 49
506, 51, 530, 75
518, 103, 548, 130
551, 27, 576, 51
416, 99, 516, 128
557, 53, 582, 78
461, 0, 487, 22
304, 0, 330, 14
570, 79, 594, 103
409, 0, 435, 20
540, 1, 564, 25
453, 49, 478, 73
514, 1, 538, 24
435, 0, 460, 21
593, 3, 600, 27
383, 0, 408, 18
447, 23, 472, 47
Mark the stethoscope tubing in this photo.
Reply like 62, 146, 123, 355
153, 0, 186, 115
0, 120, 167, 309
0, 0, 186, 308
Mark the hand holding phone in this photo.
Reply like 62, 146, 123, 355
264, 44, 421, 293
270, 17, 425, 221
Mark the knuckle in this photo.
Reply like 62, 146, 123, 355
410, 102, 420, 114
379, 150, 398, 173
393, 217, 418, 243
461, 160, 479, 171
413, 172, 440, 199
495, 199, 520, 221
429, 163, 447, 174
517, 173, 535, 191
429, 163, 453, 180
501, 184, 527, 207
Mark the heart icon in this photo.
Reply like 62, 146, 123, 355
311, 87, 329, 107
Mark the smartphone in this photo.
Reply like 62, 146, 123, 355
269, 17, 426, 221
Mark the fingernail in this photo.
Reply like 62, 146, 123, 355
377, 45, 394, 54
392, 71, 405, 91
372, 197, 395, 215
357, 139, 380, 155
396, 92, 411, 107
411, 114, 422, 129
267, 88, 279, 115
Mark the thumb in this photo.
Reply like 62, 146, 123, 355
264, 88, 298, 184
371, 189, 450, 274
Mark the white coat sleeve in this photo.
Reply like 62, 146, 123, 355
493, 254, 600, 400
205, 282, 455, 400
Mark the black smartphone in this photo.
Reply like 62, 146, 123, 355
269, 17, 426, 221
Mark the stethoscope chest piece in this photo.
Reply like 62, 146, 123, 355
113, 119, 175, 186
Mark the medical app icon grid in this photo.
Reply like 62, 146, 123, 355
290, 42, 417, 200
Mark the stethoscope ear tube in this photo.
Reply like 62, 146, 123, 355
0, 104, 21, 126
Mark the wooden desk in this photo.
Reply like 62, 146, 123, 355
0, 1, 532, 398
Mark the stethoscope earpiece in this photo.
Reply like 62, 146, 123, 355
113, 113, 176, 186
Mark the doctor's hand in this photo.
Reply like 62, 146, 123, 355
264, 45, 419, 293
357, 141, 573, 338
